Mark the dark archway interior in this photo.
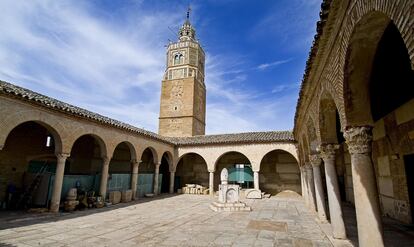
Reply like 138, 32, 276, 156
68, 135, 103, 199
159, 155, 170, 194
70, 135, 102, 175
109, 143, 131, 173
140, 148, 155, 174
175, 153, 208, 192
370, 22, 414, 122
1, 122, 56, 209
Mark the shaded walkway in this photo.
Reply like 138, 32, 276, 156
342, 203, 414, 247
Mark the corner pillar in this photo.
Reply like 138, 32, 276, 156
319, 144, 346, 239
344, 126, 384, 247
309, 154, 327, 222
50, 153, 69, 212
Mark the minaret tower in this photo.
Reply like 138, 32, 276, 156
158, 7, 206, 137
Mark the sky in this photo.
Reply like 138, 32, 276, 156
0, 0, 321, 134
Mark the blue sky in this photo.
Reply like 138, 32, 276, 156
0, 0, 321, 134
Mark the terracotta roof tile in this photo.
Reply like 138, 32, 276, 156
168, 131, 295, 146
0, 80, 294, 146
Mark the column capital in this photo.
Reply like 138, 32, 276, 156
55, 153, 70, 160
304, 163, 312, 170
344, 126, 373, 154
131, 159, 140, 166
318, 143, 339, 160
208, 170, 215, 173
309, 154, 322, 167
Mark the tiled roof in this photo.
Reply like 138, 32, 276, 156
168, 131, 295, 146
0, 80, 294, 146
0, 80, 171, 144
293, 0, 332, 135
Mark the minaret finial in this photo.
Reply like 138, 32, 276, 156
186, 5, 191, 20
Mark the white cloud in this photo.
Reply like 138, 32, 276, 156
0, 1, 300, 135
257, 59, 291, 70
0, 0, 183, 131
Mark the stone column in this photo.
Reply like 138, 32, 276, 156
99, 156, 111, 199
209, 171, 214, 196
309, 154, 327, 222
153, 162, 161, 195
131, 160, 139, 200
305, 163, 317, 212
253, 171, 259, 190
319, 144, 346, 239
169, 171, 175, 194
300, 166, 309, 205
50, 153, 69, 212
344, 127, 384, 247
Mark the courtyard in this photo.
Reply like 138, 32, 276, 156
0, 193, 343, 247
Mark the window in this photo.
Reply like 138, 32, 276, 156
174, 53, 184, 65
46, 135, 52, 147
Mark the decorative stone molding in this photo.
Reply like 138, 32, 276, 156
304, 163, 312, 170
309, 154, 322, 167
344, 126, 373, 154
56, 153, 70, 161
318, 143, 339, 160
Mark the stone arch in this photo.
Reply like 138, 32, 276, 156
174, 151, 207, 171
318, 89, 342, 144
0, 119, 63, 154
342, 8, 414, 126
259, 149, 301, 195
298, 142, 306, 167
139, 146, 158, 165
110, 141, 137, 162
69, 133, 108, 158
213, 151, 252, 172
301, 134, 311, 164
214, 151, 252, 191
259, 149, 300, 169
174, 152, 209, 191
344, 11, 391, 126
161, 151, 174, 172
306, 116, 319, 153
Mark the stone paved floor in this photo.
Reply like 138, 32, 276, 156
0, 193, 344, 247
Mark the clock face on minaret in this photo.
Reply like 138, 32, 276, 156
158, 9, 206, 137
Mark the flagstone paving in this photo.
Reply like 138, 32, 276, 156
0, 193, 348, 247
